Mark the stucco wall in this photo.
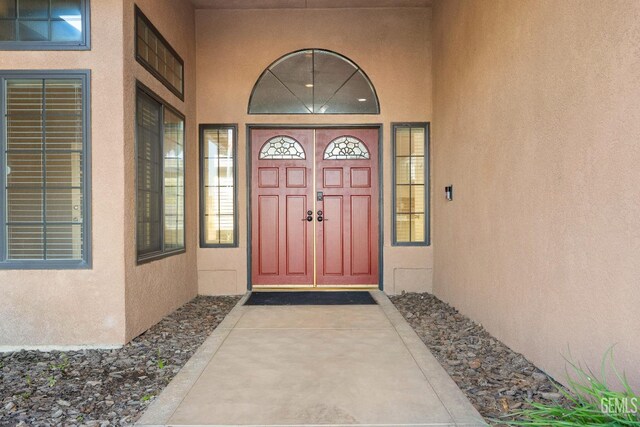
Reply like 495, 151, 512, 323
0, 1, 127, 347
123, 0, 198, 341
195, 7, 433, 295
432, 0, 640, 385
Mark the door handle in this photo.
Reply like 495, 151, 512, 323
303, 210, 313, 222
317, 210, 327, 222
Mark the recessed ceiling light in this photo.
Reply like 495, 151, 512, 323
358, 98, 367, 102
305, 83, 314, 88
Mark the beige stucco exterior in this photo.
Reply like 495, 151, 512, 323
431, 0, 640, 386
122, 0, 199, 342
0, 0, 638, 390
195, 7, 434, 295
0, 0, 127, 348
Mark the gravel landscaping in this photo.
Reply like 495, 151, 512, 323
0, 295, 240, 427
391, 292, 571, 424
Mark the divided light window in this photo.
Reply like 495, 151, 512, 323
0, 71, 91, 268
392, 123, 430, 246
135, 6, 184, 100
136, 84, 185, 262
200, 125, 236, 247
0, 0, 90, 50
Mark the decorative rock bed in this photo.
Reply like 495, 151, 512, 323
0, 295, 240, 427
390, 292, 570, 424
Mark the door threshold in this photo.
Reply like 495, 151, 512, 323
252, 285, 378, 292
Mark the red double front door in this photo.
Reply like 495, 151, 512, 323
251, 128, 379, 287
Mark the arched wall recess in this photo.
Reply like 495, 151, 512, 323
248, 49, 380, 114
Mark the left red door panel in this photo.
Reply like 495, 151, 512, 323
251, 129, 314, 286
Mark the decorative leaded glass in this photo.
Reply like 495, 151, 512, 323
259, 136, 306, 160
323, 136, 370, 160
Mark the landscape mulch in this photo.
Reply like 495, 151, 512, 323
0, 295, 240, 427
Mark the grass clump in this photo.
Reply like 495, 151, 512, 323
502, 348, 639, 426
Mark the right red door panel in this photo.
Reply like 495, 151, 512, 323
315, 128, 379, 286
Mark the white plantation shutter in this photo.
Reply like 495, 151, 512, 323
201, 127, 236, 246
4, 77, 86, 262
163, 109, 184, 250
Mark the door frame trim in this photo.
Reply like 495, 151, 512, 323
246, 124, 384, 291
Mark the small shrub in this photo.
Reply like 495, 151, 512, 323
501, 349, 639, 426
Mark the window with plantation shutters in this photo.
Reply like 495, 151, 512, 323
200, 125, 237, 247
0, 72, 90, 268
392, 123, 430, 246
135, 84, 185, 262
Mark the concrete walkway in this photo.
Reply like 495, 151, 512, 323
137, 291, 485, 427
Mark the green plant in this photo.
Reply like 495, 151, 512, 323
20, 392, 31, 400
47, 375, 57, 387
141, 394, 153, 402
25, 374, 31, 386
155, 349, 166, 370
499, 348, 639, 426
50, 355, 69, 372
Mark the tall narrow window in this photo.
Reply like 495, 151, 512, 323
136, 84, 185, 262
0, 0, 90, 50
393, 123, 429, 246
1, 71, 91, 268
135, 6, 184, 100
200, 125, 236, 247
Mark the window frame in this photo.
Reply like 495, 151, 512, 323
199, 124, 238, 248
0, 69, 92, 269
0, 0, 91, 51
391, 122, 430, 247
134, 5, 184, 101
135, 81, 186, 264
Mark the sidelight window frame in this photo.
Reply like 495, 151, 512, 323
135, 81, 186, 264
199, 124, 238, 248
0, 70, 92, 269
0, 0, 91, 51
392, 122, 430, 247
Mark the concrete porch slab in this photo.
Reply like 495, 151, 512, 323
136, 291, 486, 427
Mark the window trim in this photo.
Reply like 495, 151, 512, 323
0, 0, 91, 51
134, 5, 185, 101
135, 81, 186, 264
391, 122, 430, 247
199, 124, 238, 248
0, 70, 92, 269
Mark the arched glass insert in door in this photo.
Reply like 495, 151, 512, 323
324, 136, 370, 160
248, 49, 380, 114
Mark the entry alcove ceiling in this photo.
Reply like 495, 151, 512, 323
190, 0, 431, 9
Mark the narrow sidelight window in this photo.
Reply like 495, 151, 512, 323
0, 0, 90, 50
135, 6, 184, 100
0, 71, 91, 268
200, 125, 237, 247
136, 84, 185, 262
392, 123, 429, 246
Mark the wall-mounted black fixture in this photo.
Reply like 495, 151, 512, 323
445, 185, 453, 201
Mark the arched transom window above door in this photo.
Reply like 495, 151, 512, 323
248, 49, 380, 115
